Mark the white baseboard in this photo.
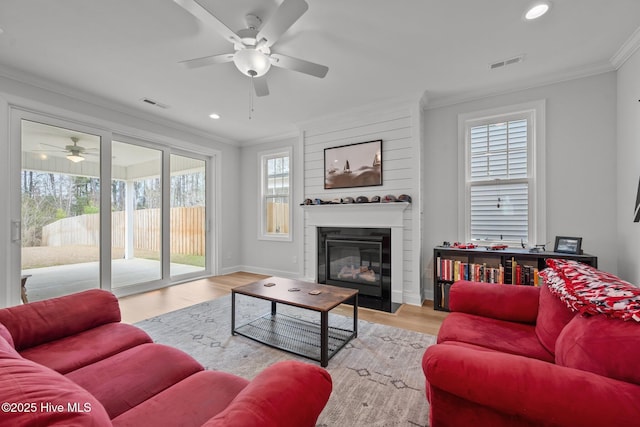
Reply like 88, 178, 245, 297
219, 265, 243, 276
402, 291, 423, 306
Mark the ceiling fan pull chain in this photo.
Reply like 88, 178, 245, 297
249, 75, 255, 120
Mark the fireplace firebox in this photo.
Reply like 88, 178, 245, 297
317, 227, 394, 312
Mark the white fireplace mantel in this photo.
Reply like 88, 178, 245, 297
302, 202, 410, 305
302, 202, 409, 228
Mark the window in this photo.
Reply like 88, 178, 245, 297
260, 149, 291, 241
459, 101, 545, 246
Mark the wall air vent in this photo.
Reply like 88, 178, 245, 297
141, 98, 169, 109
489, 55, 525, 70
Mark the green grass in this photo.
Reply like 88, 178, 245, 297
169, 254, 205, 267
138, 252, 205, 268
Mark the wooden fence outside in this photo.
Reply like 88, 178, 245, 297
42, 207, 205, 255
266, 201, 289, 234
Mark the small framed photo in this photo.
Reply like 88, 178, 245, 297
554, 236, 583, 254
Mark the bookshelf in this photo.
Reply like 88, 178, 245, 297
433, 246, 598, 312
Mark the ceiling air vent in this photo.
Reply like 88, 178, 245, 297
141, 98, 169, 109
489, 55, 525, 70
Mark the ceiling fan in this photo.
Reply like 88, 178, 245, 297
174, 0, 329, 96
37, 137, 97, 163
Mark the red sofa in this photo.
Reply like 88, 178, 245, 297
0, 289, 332, 426
422, 263, 640, 427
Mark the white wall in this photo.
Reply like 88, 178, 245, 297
616, 48, 640, 284
0, 74, 242, 307
424, 72, 618, 299
238, 135, 302, 278
1, 65, 631, 307
300, 103, 424, 304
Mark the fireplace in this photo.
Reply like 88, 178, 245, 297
317, 227, 395, 312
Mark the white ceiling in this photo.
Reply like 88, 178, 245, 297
1, 0, 639, 145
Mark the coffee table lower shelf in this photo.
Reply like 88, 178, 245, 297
234, 313, 355, 365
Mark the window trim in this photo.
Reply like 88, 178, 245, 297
457, 100, 546, 247
258, 147, 292, 242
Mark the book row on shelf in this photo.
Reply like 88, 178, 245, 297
436, 257, 541, 286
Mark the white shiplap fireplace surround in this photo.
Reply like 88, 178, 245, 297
302, 202, 411, 307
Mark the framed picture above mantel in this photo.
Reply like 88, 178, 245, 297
324, 139, 382, 189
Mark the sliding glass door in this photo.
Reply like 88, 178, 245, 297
170, 154, 207, 278
20, 119, 103, 302
14, 110, 214, 303
111, 141, 163, 288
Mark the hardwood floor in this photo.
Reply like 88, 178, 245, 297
119, 272, 449, 336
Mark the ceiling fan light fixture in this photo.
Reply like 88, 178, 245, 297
233, 48, 271, 77
524, 1, 551, 20
67, 153, 85, 163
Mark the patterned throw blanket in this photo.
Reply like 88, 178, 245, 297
539, 259, 640, 322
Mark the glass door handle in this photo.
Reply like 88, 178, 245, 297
11, 220, 21, 242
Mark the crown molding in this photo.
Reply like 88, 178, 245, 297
611, 25, 640, 69
0, 64, 239, 147
239, 129, 299, 147
424, 60, 615, 110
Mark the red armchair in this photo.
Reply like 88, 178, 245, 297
422, 280, 640, 427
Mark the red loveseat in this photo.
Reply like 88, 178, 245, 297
0, 289, 332, 426
422, 262, 640, 427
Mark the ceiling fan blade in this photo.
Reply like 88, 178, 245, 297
173, 0, 242, 45
253, 75, 270, 97
179, 53, 235, 69
38, 143, 66, 151
256, 0, 308, 48
270, 53, 328, 78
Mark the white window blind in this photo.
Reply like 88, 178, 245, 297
468, 118, 529, 243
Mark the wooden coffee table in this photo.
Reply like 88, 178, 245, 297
231, 277, 358, 367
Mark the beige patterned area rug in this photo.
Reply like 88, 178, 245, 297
135, 294, 435, 426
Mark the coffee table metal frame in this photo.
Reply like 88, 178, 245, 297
231, 278, 358, 367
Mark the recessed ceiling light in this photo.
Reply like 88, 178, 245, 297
209, 113, 221, 119
524, 1, 551, 20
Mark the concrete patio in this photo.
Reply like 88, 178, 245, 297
22, 258, 203, 302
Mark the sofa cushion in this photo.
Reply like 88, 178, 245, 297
0, 289, 121, 351
449, 280, 540, 323
534, 282, 576, 355
0, 323, 14, 348
65, 343, 204, 418
20, 322, 152, 374
556, 314, 640, 385
112, 370, 249, 427
0, 338, 111, 426
437, 312, 554, 362
203, 361, 333, 427
0, 334, 22, 359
